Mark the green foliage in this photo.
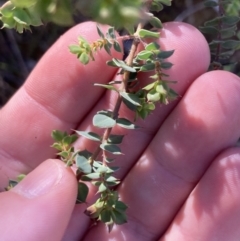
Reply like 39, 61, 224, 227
56, 0, 177, 229
75, 0, 142, 29
69, 26, 122, 65
51, 130, 78, 165
68, 11, 178, 227
0, 1, 42, 33
200, 0, 240, 70
77, 182, 89, 204
0, 0, 73, 33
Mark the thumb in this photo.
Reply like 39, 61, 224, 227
0, 159, 77, 241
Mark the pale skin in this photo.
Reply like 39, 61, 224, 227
0, 21, 240, 241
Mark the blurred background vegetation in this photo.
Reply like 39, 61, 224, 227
0, 0, 240, 107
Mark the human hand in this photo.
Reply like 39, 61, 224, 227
0, 21, 240, 241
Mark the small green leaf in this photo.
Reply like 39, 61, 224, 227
104, 42, 112, 55
122, 97, 138, 111
63, 134, 78, 145
116, 118, 139, 129
107, 166, 120, 173
94, 83, 118, 91
106, 157, 115, 163
100, 144, 122, 155
156, 84, 167, 94
95, 165, 108, 173
147, 89, 160, 102
76, 154, 92, 174
143, 82, 156, 91
78, 36, 90, 50
220, 25, 236, 39
204, 17, 220, 27
106, 176, 119, 182
218, 50, 235, 58
204, 0, 218, 7
149, 16, 162, 28
6, 180, 18, 189
140, 63, 155, 72
98, 183, 107, 193
77, 182, 89, 203
97, 25, 105, 38
120, 92, 141, 106
138, 29, 160, 39
57, 151, 69, 158
222, 16, 240, 26
92, 181, 102, 187
136, 50, 153, 60
17, 174, 26, 182
75, 131, 101, 142
107, 58, 136, 72
51, 130, 67, 142
157, 50, 174, 59
69, 45, 83, 54
150, 2, 163, 12
85, 172, 101, 179
107, 27, 116, 39
97, 110, 113, 116
114, 201, 128, 212
80, 175, 92, 181
51, 143, 63, 151
79, 52, 90, 65
93, 114, 116, 128
222, 40, 240, 49
113, 41, 122, 53
100, 209, 111, 222
199, 26, 219, 35
145, 42, 160, 51
108, 135, 124, 144
111, 209, 127, 224
161, 62, 173, 69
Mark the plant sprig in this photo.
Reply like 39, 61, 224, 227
200, 0, 240, 70
2, 0, 175, 231
51, 0, 175, 232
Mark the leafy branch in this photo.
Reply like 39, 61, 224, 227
51, 0, 176, 232
200, 0, 240, 70
1, 0, 177, 232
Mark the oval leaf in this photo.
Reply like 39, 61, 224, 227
76, 154, 92, 174
77, 182, 89, 203
120, 92, 142, 106
157, 50, 174, 59
108, 135, 124, 144
138, 29, 160, 39
75, 131, 101, 142
94, 83, 118, 91
116, 118, 139, 129
107, 58, 136, 72
149, 16, 162, 28
93, 114, 116, 128
100, 144, 122, 155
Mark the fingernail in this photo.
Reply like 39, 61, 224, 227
11, 159, 63, 199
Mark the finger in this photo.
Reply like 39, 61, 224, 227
161, 147, 240, 241
0, 22, 122, 187
67, 22, 210, 240
0, 159, 77, 241
82, 70, 240, 240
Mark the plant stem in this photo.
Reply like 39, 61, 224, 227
88, 22, 144, 166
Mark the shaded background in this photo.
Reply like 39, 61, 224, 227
0, 0, 240, 107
